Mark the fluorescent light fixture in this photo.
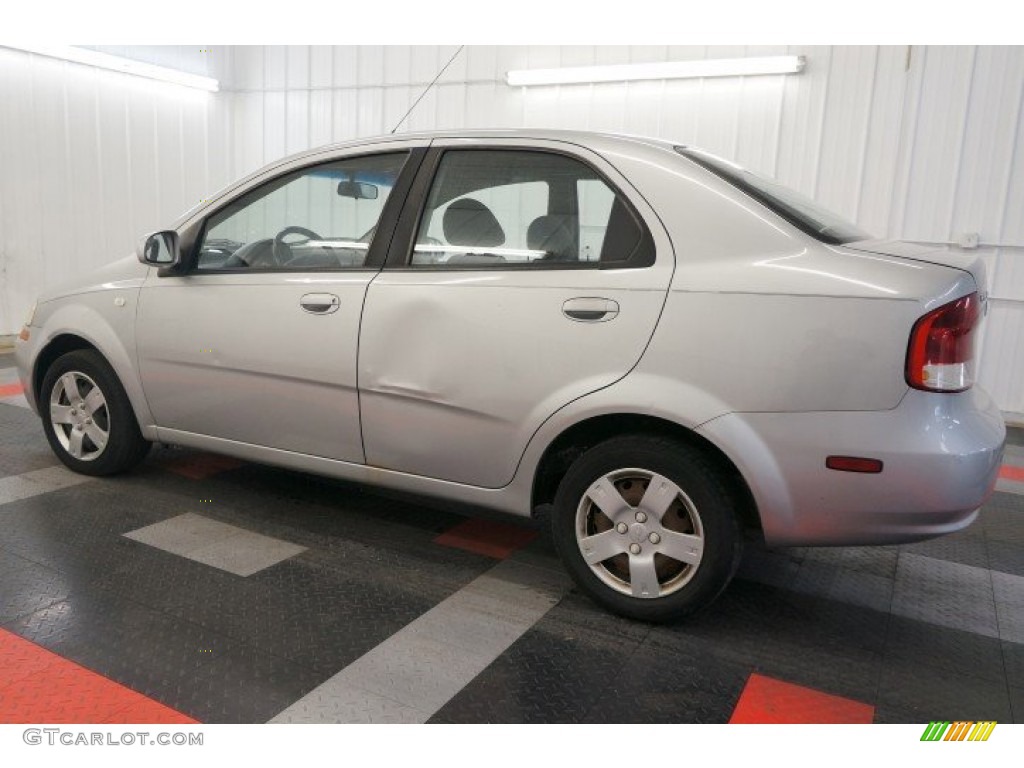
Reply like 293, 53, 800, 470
1, 44, 219, 92
506, 55, 805, 87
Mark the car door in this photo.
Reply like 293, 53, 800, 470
358, 139, 674, 488
136, 144, 424, 462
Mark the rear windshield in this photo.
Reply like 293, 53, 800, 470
675, 146, 871, 245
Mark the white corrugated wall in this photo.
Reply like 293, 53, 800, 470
1, 45, 1022, 417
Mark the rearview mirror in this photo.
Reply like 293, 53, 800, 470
137, 230, 180, 269
337, 180, 379, 200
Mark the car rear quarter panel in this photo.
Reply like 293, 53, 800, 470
595, 140, 978, 414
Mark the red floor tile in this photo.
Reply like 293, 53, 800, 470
0, 628, 197, 724
0, 382, 23, 397
434, 517, 538, 559
0, 630, 58, 688
729, 673, 874, 724
162, 453, 244, 480
1000, 465, 1024, 483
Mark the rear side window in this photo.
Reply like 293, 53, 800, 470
410, 149, 653, 268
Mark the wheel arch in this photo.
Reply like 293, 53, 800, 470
530, 412, 762, 533
32, 334, 100, 405
31, 313, 157, 441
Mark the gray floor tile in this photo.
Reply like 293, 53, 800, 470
124, 512, 242, 555
272, 559, 569, 723
124, 512, 306, 576
186, 531, 306, 577
892, 553, 999, 638
992, 571, 1024, 643
877, 660, 1013, 723
791, 560, 894, 612
269, 686, 429, 724
0, 466, 92, 505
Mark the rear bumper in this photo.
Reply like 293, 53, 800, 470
698, 387, 1006, 546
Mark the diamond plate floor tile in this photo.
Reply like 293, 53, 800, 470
125, 513, 307, 576
270, 687, 428, 724
92, 541, 451, 676
1002, 641, 1024, 689
582, 636, 752, 723
979, 492, 1024, 544
646, 580, 887, 703
0, 663, 164, 724
735, 546, 803, 589
875, 659, 1013, 724
0, 404, 56, 479
0, 627, 58, 688
434, 517, 538, 559
160, 452, 244, 480
794, 545, 900, 579
988, 542, 1024, 578
133, 643, 325, 724
539, 590, 654, 644
884, 616, 1006, 684
992, 570, 1024, 644
902, 529, 990, 569
123, 512, 247, 555
0, 466, 92, 506
274, 560, 568, 723
891, 553, 999, 638
0, 626, 197, 725
729, 672, 874, 723
0, 553, 75, 624
791, 560, 894, 613
1011, 686, 1024, 723
430, 614, 643, 723
8, 585, 324, 723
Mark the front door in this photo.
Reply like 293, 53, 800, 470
358, 141, 674, 487
137, 147, 417, 462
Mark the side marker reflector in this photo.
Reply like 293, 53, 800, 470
826, 456, 883, 473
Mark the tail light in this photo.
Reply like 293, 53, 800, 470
906, 292, 979, 392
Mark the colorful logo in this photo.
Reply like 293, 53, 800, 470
921, 721, 997, 741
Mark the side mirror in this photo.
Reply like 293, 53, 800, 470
137, 230, 181, 271
337, 180, 379, 200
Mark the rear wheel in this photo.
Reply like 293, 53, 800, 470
40, 350, 150, 476
551, 435, 743, 622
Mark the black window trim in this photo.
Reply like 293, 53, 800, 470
178, 147, 428, 276
383, 145, 656, 272
674, 145, 869, 246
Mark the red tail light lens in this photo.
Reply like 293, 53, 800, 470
906, 292, 979, 393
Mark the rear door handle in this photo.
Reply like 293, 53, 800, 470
300, 293, 340, 314
562, 297, 619, 322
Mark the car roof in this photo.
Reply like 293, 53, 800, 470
173, 129, 682, 229
285, 128, 678, 161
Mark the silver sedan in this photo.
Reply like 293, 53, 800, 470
15, 130, 1006, 621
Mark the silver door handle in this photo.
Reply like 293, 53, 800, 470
562, 297, 619, 322
300, 293, 340, 314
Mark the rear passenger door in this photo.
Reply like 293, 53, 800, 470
358, 139, 674, 488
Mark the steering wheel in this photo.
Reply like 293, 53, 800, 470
272, 226, 323, 265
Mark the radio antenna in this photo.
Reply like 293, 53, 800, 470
390, 45, 465, 134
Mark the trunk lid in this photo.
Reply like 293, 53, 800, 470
842, 239, 989, 299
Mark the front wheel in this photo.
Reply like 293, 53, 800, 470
551, 435, 743, 622
40, 349, 151, 476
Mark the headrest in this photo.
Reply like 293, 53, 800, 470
443, 198, 505, 248
527, 214, 575, 261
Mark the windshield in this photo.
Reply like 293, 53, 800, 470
675, 147, 871, 245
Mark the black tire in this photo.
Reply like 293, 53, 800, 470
551, 434, 743, 622
40, 349, 151, 476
